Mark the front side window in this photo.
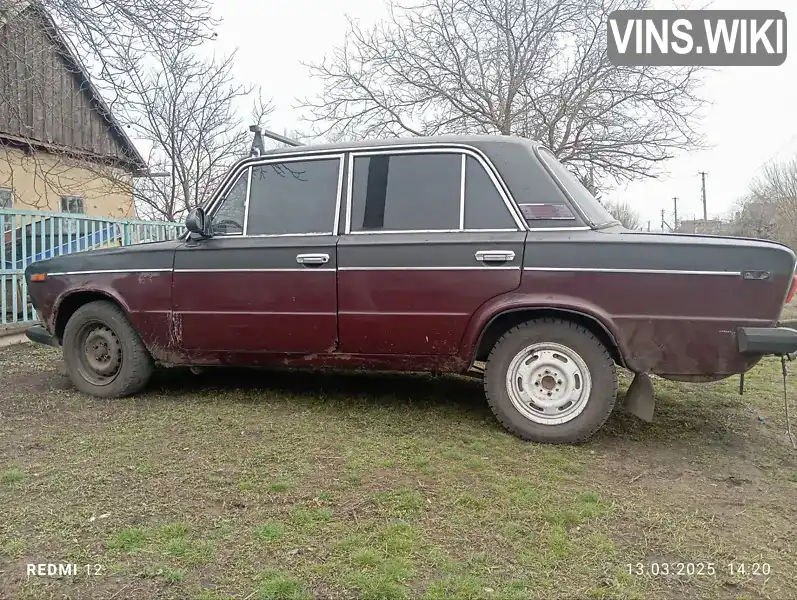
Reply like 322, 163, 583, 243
350, 153, 461, 232
0, 188, 12, 208
247, 158, 340, 235
211, 171, 248, 235
61, 196, 84, 214
536, 148, 616, 227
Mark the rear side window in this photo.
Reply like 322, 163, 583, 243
463, 157, 516, 230
247, 158, 340, 235
349, 153, 461, 232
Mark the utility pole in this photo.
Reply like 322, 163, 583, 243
672, 197, 679, 232
661, 208, 666, 231
647, 220, 651, 232
699, 171, 708, 223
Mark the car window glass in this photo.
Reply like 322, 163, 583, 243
247, 158, 340, 235
211, 171, 248, 235
464, 156, 516, 230
350, 153, 460, 232
537, 147, 616, 227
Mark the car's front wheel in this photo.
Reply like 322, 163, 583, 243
483, 318, 618, 444
62, 300, 153, 398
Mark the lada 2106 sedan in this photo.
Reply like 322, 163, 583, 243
24, 135, 797, 444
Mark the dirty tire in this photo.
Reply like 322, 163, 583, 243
63, 300, 153, 398
484, 318, 617, 444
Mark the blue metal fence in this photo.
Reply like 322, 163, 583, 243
1, 208, 183, 326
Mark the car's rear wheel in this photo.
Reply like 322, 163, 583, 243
483, 318, 618, 444
62, 300, 153, 398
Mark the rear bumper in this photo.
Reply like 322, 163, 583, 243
738, 326, 797, 356
26, 324, 60, 348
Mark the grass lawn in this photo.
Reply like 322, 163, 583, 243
1, 337, 797, 599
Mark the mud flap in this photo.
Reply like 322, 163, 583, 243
623, 372, 655, 422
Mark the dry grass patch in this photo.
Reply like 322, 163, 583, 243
1, 341, 796, 599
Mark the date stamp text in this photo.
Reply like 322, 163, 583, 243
626, 562, 772, 577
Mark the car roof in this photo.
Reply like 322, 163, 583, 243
261, 134, 544, 156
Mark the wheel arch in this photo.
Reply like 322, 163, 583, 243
471, 306, 627, 368
53, 290, 131, 342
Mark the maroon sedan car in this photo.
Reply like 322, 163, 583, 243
24, 135, 797, 444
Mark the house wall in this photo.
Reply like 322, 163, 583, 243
0, 5, 134, 163
0, 146, 134, 218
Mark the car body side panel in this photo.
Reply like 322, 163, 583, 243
27, 241, 177, 352
337, 231, 526, 355
22, 137, 797, 380
457, 229, 795, 376
171, 235, 338, 353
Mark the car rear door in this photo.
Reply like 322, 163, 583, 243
172, 154, 344, 354
337, 148, 527, 355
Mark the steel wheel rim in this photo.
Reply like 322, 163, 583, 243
505, 342, 592, 425
76, 321, 122, 386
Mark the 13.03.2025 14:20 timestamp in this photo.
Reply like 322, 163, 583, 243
626, 562, 772, 577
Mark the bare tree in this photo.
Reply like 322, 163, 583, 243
0, 0, 220, 213
602, 200, 640, 230
36, 0, 218, 105
1, 0, 219, 130
300, 0, 705, 188
735, 158, 797, 247
118, 35, 273, 221
1, 0, 270, 221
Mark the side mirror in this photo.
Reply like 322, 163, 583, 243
185, 207, 209, 237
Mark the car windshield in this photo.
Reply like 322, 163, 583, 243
536, 147, 617, 228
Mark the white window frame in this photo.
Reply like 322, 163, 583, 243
208, 154, 345, 238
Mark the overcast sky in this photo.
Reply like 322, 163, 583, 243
208, 0, 796, 231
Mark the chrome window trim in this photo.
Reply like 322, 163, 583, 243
228, 232, 336, 239
339, 266, 520, 271
527, 226, 592, 232
47, 269, 172, 276
459, 154, 466, 230
523, 267, 742, 276
345, 154, 355, 236
175, 268, 335, 273
333, 154, 345, 235
343, 228, 519, 235
241, 166, 253, 235
344, 147, 525, 235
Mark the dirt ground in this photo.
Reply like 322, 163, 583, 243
1, 339, 797, 599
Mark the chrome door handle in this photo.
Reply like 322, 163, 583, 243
475, 250, 515, 263
296, 253, 330, 265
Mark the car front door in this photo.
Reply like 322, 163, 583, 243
172, 154, 343, 354
337, 148, 527, 356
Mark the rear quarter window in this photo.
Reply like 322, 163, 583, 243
463, 156, 516, 230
